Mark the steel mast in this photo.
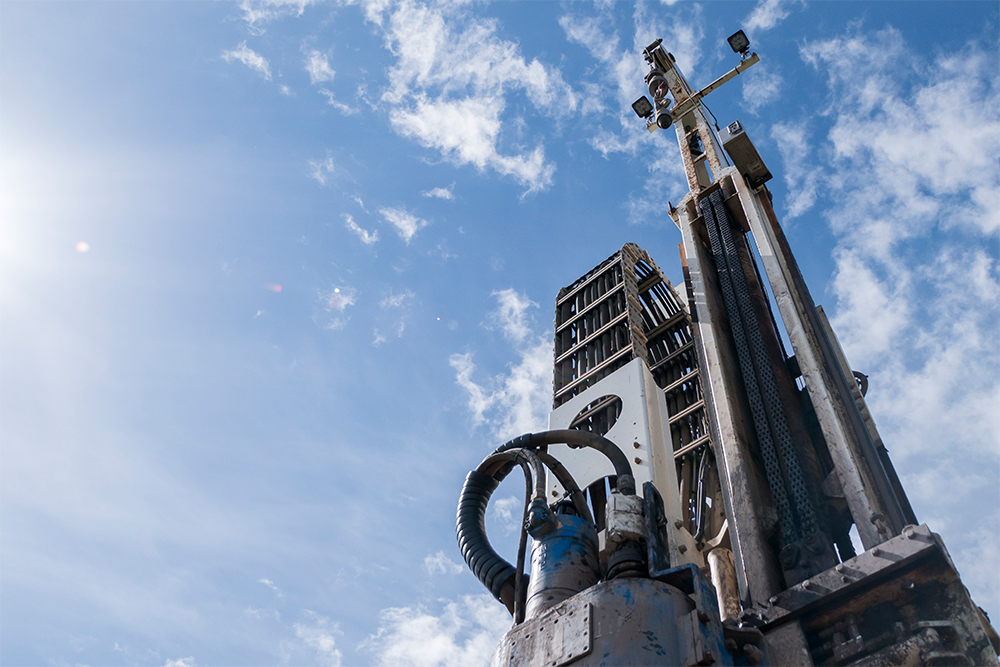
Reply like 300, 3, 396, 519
455, 31, 1000, 667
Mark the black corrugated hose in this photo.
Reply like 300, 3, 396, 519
455, 430, 635, 616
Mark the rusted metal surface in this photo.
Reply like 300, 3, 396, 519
708, 548, 741, 621
492, 578, 731, 667
744, 525, 999, 666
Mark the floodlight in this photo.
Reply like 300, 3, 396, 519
727, 30, 750, 55
631, 96, 654, 119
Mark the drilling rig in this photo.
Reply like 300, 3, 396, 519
456, 32, 1000, 667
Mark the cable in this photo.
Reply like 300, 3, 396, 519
526, 430, 636, 495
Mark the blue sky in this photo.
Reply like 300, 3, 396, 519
1, 1, 997, 665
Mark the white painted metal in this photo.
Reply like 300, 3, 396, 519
547, 358, 702, 567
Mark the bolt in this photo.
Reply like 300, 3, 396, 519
769, 596, 778, 605
902, 580, 915, 590
872, 547, 882, 557
903, 527, 915, 540
698, 610, 710, 624
675, 519, 685, 529
634, 457, 642, 464
678, 544, 688, 554
551, 490, 558, 497
802, 579, 811, 590
633, 441, 641, 449
835, 563, 845, 573
842, 575, 849, 583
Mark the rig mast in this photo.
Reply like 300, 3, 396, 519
456, 32, 999, 667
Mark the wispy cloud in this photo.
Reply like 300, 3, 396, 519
744, 0, 800, 32
450, 290, 552, 439
257, 578, 283, 597
488, 495, 521, 536
308, 156, 335, 185
741, 67, 783, 114
344, 214, 379, 245
379, 207, 429, 244
373, 290, 415, 346
422, 184, 455, 200
770, 120, 820, 220
362, 595, 511, 667
238, 0, 315, 35
162, 659, 196, 667
380, 290, 415, 310
318, 286, 357, 331
293, 612, 343, 667
222, 41, 271, 80
423, 551, 463, 575
557, 6, 698, 221
305, 49, 336, 84
487, 289, 535, 345
790, 26, 1000, 610
318, 89, 358, 115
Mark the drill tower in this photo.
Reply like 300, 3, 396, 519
456, 32, 999, 667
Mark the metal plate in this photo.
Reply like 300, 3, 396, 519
494, 600, 592, 667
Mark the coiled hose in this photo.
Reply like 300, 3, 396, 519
455, 430, 635, 615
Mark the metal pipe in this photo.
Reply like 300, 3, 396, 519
707, 548, 741, 621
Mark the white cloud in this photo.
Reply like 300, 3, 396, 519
373, 290, 415, 345
318, 89, 358, 114
450, 290, 553, 439
770, 120, 821, 219
257, 578, 283, 596
380, 290, 415, 310
318, 286, 357, 331
305, 49, 336, 84
308, 156, 336, 186
294, 612, 343, 667
391, 96, 554, 194
487, 289, 535, 345
363, 595, 511, 667
379, 1, 572, 114
741, 67, 782, 114
369, 0, 568, 193
423, 551, 463, 575
238, 0, 315, 34
162, 659, 196, 667
422, 184, 455, 200
788, 27, 1000, 610
222, 41, 272, 80
489, 495, 521, 536
744, 0, 799, 33
344, 214, 379, 245
379, 207, 429, 244
557, 7, 698, 221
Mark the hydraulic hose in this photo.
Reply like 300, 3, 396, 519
456, 429, 634, 614
456, 447, 546, 613
491, 436, 594, 524
525, 430, 636, 495
693, 445, 711, 542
